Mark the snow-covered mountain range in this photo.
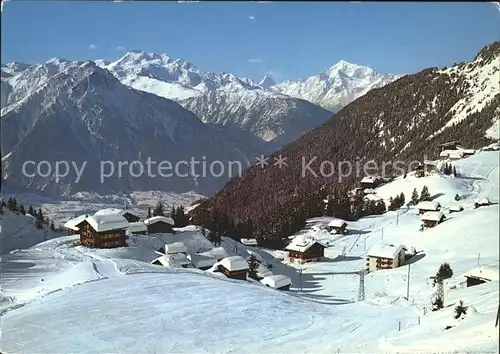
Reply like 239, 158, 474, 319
271, 60, 402, 112
1, 60, 263, 197
1, 51, 401, 198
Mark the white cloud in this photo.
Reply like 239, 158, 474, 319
88, 44, 99, 50
116, 46, 126, 51
248, 57, 265, 64
249, 15, 256, 21
492, 2, 500, 13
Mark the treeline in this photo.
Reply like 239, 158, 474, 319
1, 197, 57, 231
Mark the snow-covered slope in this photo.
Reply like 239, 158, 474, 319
1, 151, 498, 353
1, 60, 258, 197
271, 60, 402, 112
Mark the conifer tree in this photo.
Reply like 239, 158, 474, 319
454, 300, 468, 319
247, 254, 260, 280
436, 262, 453, 281
0, 202, 3, 215
19, 204, 26, 215
37, 208, 44, 223
419, 185, 431, 202
147, 207, 152, 219
411, 188, 420, 205
454, 193, 460, 201
153, 200, 164, 216
28, 205, 34, 216
50, 221, 56, 231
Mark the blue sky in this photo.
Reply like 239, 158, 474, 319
2, 1, 499, 82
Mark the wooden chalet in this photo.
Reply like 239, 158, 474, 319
416, 201, 441, 215
75, 214, 129, 248
94, 208, 141, 223
464, 265, 499, 287
217, 256, 248, 280
285, 236, 326, 264
360, 175, 384, 190
420, 211, 445, 229
414, 163, 424, 178
144, 216, 175, 234
260, 274, 292, 291
366, 243, 406, 272
461, 149, 476, 158
438, 141, 461, 152
440, 150, 463, 161
327, 219, 348, 234
63, 214, 88, 235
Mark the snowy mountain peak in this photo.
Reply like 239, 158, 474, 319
259, 74, 276, 88
326, 60, 375, 78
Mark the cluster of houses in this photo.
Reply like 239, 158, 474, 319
414, 141, 482, 178
62, 208, 176, 249
151, 240, 292, 290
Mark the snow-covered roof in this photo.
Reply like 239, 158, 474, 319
423, 160, 438, 166
187, 253, 217, 269
361, 176, 381, 184
476, 197, 490, 205
367, 243, 404, 259
77, 214, 129, 232
144, 216, 175, 226
257, 264, 273, 278
420, 211, 445, 222
417, 201, 441, 211
465, 265, 499, 281
364, 188, 376, 194
363, 194, 382, 202
459, 149, 476, 154
219, 256, 248, 271
441, 150, 463, 159
285, 235, 326, 253
449, 204, 464, 212
328, 219, 347, 228
260, 274, 291, 289
94, 208, 139, 218
127, 221, 147, 233
63, 214, 89, 231
163, 242, 187, 254
241, 238, 258, 246
199, 247, 230, 261
152, 253, 192, 267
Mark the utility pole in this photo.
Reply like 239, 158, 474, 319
495, 304, 499, 327
381, 226, 384, 240
298, 269, 303, 292
364, 236, 366, 251
406, 263, 411, 300
477, 253, 480, 266
396, 209, 399, 225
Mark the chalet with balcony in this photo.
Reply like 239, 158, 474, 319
144, 216, 175, 234
75, 214, 129, 248
420, 211, 446, 229
366, 243, 405, 272
217, 256, 248, 280
464, 265, 499, 287
327, 219, 348, 235
417, 201, 441, 215
285, 236, 327, 264
94, 208, 141, 223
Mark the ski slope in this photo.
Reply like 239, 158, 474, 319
0, 150, 498, 353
